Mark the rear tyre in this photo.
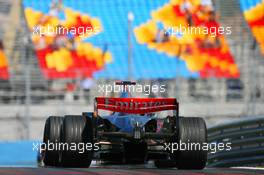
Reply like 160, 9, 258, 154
60, 115, 93, 167
43, 116, 63, 166
174, 117, 207, 169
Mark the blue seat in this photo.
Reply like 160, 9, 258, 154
23, 0, 197, 80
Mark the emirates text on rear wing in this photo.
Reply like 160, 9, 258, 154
95, 97, 179, 114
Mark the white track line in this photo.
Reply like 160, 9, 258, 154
232, 167, 264, 170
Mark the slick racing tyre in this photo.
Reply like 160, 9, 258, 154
173, 117, 207, 169
60, 115, 93, 167
43, 116, 64, 166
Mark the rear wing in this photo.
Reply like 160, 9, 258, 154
94, 97, 179, 116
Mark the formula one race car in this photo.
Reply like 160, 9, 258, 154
42, 81, 207, 169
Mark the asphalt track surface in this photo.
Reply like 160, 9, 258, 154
0, 166, 263, 175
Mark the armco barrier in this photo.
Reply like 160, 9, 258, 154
207, 116, 264, 167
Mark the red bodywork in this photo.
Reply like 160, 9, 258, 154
95, 97, 179, 115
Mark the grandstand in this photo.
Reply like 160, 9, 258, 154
0, 0, 263, 140
134, 0, 239, 78
240, 0, 264, 55
0, 42, 8, 80
23, 0, 195, 79
22, 0, 240, 79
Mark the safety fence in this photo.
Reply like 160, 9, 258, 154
207, 116, 264, 167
